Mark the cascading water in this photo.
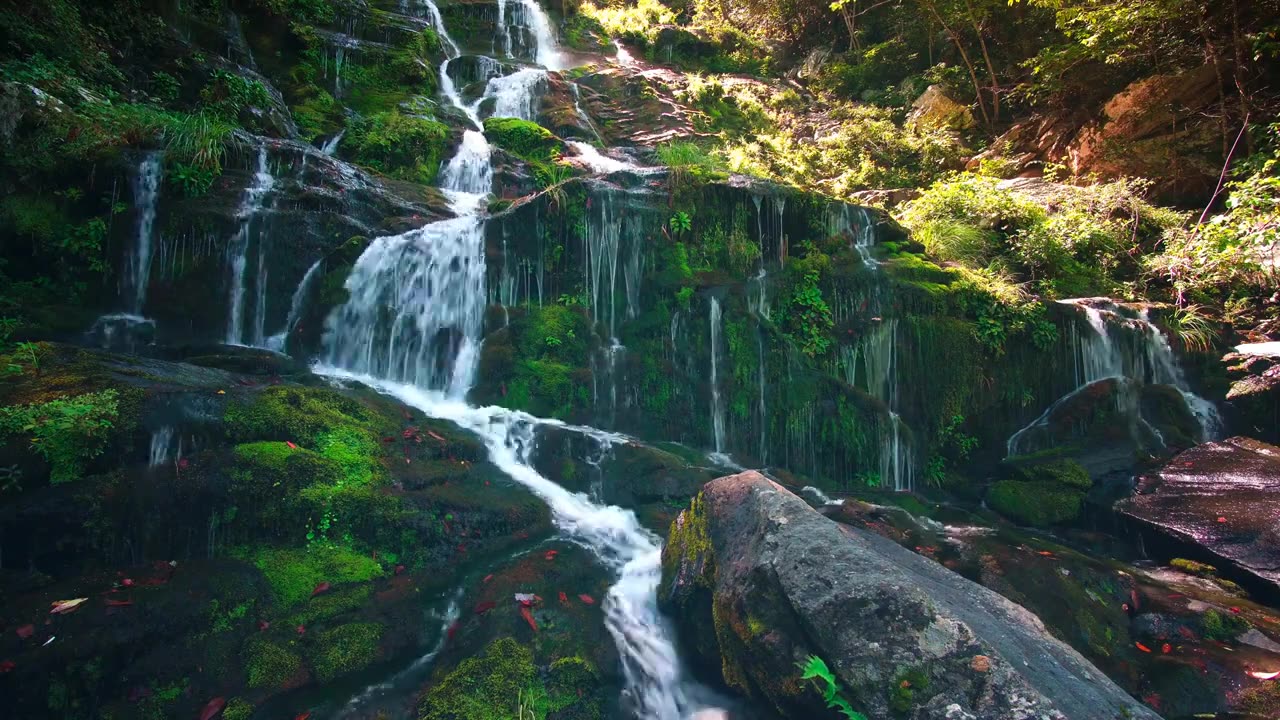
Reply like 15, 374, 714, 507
125, 152, 163, 314
708, 296, 729, 463
320, 129, 345, 156
265, 258, 322, 352
311, 4, 716, 715
837, 319, 914, 490
1007, 299, 1222, 456
828, 202, 878, 267
225, 146, 275, 346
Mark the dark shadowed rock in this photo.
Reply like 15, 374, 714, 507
660, 471, 1159, 720
1118, 436, 1280, 596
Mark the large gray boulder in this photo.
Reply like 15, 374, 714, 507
660, 471, 1160, 720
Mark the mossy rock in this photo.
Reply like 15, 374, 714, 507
343, 111, 449, 184
1005, 458, 1092, 489
222, 698, 254, 720
482, 117, 559, 163
224, 385, 388, 446
313, 622, 384, 682
418, 637, 536, 720
245, 637, 303, 689
986, 480, 1084, 526
250, 546, 385, 608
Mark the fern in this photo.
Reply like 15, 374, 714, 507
799, 655, 867, 720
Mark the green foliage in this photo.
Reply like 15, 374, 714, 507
580, 0, 675, 45
200, 70, 272, 122
889, 667, 931, 713
162, 112, 235, 171
222, 698, 254, 720
344, 111, 449, 184
170, 161, 218, 197
670, 211, 693, 235
0, 389, 118, 484
782, 271, 834, 357
313, 623, 383, 682
798, 655, 866, 720
656, 141, 727, 185
250, 546, 385, 608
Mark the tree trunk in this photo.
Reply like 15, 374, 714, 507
921, 0, 991, 126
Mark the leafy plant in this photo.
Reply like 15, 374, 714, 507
669, 211, 692, 235
0, 389, 120, 484
1168, 305, 1217, 353
799, 655, 866, 720
170, 161, 218, 197
783, 271, 834, 357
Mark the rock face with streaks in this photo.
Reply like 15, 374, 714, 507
659, 470, 1161, 720
1119, 436, 1280, 597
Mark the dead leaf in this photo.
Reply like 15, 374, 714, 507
50, 598, 87, 615
198, 696, 226, 720
15, 624, 34, 639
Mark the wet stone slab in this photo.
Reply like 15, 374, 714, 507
1119, 436, 1280, 594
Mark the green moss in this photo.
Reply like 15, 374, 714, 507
224, 386, 387, 446
251, 546, 385, 608
314, 622, 384, 682
889, 667, 931, 714
483, 117, 558, 163
660, 493, 715, 594
986, 480, 1084, 526
222, 698, 254, 720
245, 639, 302, 689
1201, 608, 1250, 642
1170, 558, 1217, 577
418, 637, 536, 720
343, 110, 449, 184
288, 585, 373, 627
1006, 458, 1091, 489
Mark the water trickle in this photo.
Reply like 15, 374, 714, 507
828, 202, 878, 267
226, 146, 275, 346
708, 296, 727, 458
265, 258, 322, 352
149, 426, 178, 467
582, 187, 651, 337
570, 84, 603, 141
566, 141, 651, 174
320, 129, 345, 156
125, 153, 163, 314
837, 319, 914, 490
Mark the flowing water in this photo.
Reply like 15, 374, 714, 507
125, 152, 163, 314
314, 3, 713, 716
265, 258, 323, 352
225, 146, 275, 346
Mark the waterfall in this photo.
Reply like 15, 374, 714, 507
495, 0, 512, 56
225, 146, 275, 346
756, 329, 767, 463
507, 0, 562, 70
828, 202, 878, 267
746, 267, 769, 319
265, 258, 322, 352
570, 84, 603, 141
837, 319, 914, 490
320, 129, 345, 156
125, 152, 163, 314
149, 426, 178, 467
708, 297, 728, 459
317, 7, 714, 715
1007, 299, 1222, 456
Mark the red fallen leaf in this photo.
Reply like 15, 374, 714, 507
50, 598, 88, 614
295, 713, 313, 720
1217, 516, 1228, 523
296, 625, 306, 636
382, 437, 395, 443
559, 592, 569, 604
199, 696, 226, 720
15, 624, 34, 639
105, 599, 134, 607
446, 620, 460, 641
286, 441, 298, 450
428, 431, 446, 443
1122, 603, 1130, 612
311, 582, 331, 597
0, 660, 15, 673
394, 564, 406, 576
578, 594, 595, 605
545, 550, 559, 561
1142, 693, 1162, 710
519, 606, 538, 632
1130, 590, 1140, 611
1230, 607, 1242, 614
483, 574, 493, 583
258, 620, 270, 632
1161, 643, 1172, 654
122, 578, 134, 587
474, 600, 496, 615
1135, 642, 1153, 653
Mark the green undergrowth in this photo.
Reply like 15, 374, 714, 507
343, 111, 450, 185
473, 304, 593, 420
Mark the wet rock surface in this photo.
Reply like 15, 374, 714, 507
1119, 436, 1280, 596
660, 470, 1160, 720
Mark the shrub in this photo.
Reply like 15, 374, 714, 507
344, 111, 449, 184
0, 389, 118, 483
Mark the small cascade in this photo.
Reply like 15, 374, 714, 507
495, 0, 512, 56
773, 196, 787, 264
837, 319, 914, 490
265, 258, 322, 352
708, 296, 728, 461
320, 129, 345, 156
1007, 299, 1223, 456
225, 146, 275, 346
477, 67, 547, 121
828, 202, 878, 266
506, 0, 562, 70
125, 152, 164, 314
746, 267, 769, 319
570, 84, 603, 141
802, 485, 844, 506
582, 185, 651, 419
566, 141, 652, 174
752, 194, 788, 265
148, 426, 178, 467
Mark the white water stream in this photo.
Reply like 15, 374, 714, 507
225, 146, 275, 345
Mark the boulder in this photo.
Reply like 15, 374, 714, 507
660, 471, 1159, 720
908, 85, 976, 131
1224, 342, 1280, 444
1118, 436, 1280, 597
